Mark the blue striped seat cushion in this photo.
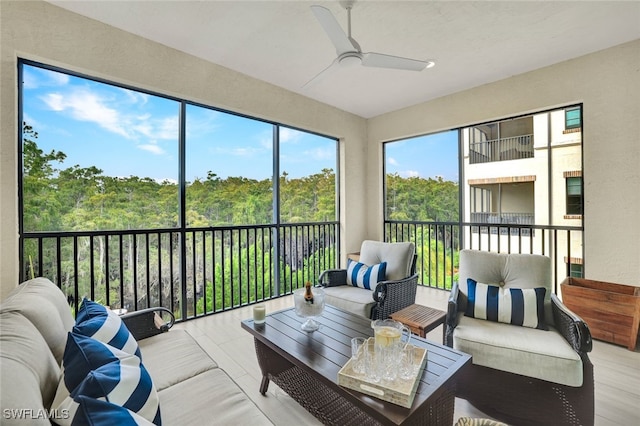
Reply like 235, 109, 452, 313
74, 298, 141, 358
464, 279, 547, 330
347, 259, 387, 290
54, 332, 161, 425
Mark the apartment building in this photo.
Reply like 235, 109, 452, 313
463, 107, 583, 280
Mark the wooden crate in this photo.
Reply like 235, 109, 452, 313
560, 277, 640, 350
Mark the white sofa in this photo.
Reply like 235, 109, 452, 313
0, 278, 273, 425
445, 250, 594, 426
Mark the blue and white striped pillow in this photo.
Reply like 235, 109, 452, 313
69, 396, 156, 425
55, 332, 161, 425
74, 298, 141, 358
464, 279, 547, 330
347, 259, 387, 290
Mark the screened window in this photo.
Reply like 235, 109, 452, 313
565, 107, 581, 129
566, 177, 583, 215
20, 61, 338, 231
383, 130, 459, 222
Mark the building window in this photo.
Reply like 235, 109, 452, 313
569, 263, 583, 278
566, 177, 583, 215
565, 107, 581, 130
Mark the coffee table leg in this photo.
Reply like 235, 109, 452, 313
260, 375, 270, 395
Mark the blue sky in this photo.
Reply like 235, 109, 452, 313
22, 63, 458, 183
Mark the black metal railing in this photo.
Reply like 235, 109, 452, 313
20, 221, 339, 320
385, 220, 583, 294
469, 134, 534, 164
470, 212, 534, 235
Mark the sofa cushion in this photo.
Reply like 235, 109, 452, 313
359, 240, 415, 281
66, 396, 156, 426
136, 330, 218, 392
74, 298, 141, 358
453, 314, 583, 386
157, 368, 272, 426
322, 286, 375, 319
465, 279, 547, 330
55, 333, 161, 424
0, 278, 75, 364
0, 312, 61, 423
347, 259, 386, 290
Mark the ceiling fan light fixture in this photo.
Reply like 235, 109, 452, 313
338, 52, 362, 67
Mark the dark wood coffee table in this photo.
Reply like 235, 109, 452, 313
241, 304, 471, 426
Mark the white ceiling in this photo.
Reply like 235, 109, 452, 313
47, 0, 640, 119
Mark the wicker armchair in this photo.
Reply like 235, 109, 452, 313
445, 250, 594, 426
319, 240, 418, 320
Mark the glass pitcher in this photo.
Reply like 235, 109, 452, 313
371, 319, 411, 350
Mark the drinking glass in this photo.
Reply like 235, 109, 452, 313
399, 344, 419, 380
350, 337, 366, 375
364, 340, 381, 383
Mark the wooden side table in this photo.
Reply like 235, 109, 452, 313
390, 304, 447, 343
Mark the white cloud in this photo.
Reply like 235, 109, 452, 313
119, 88, 148, 106
133, 116, 177, 140
280, 128, 303, 144
41, 89, 130, 138
23, 68, 70, 90
399, 170, 420, 178
138, 143, 166, 155
304, 146, 334, 161
388, 157, 399, 166
40, 86, 179, 145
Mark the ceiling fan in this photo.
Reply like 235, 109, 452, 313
304, 0, 435, 88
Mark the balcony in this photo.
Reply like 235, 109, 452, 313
469, 134, 534, 164
470, 212, 535, 236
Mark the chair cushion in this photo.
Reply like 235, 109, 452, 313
347, 259, 386, 290
465, 279, 547, 330
322, 286, 375, 319
453, 314, 583, 386
359, 240, 415, 281
74, 298, 141, 358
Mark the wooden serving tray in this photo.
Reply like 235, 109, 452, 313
337, 339, 427, 408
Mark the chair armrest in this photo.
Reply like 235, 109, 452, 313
551, 294, 592, 354
121, 307, 175, 341
318, 269, 347, 287
372, 274, 418, 320
444, 281, 460, 347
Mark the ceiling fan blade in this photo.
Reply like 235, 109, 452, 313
302, 58, 340, 89
311, 5, 357, 55
361, 52, 435, 71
